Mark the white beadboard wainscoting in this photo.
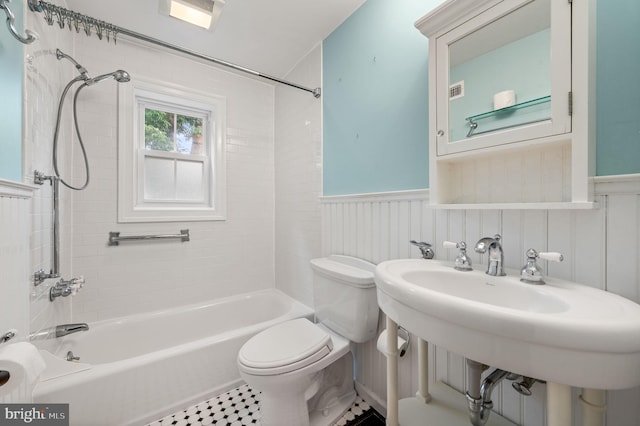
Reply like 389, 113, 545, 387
320, 175, 640, 426
0, 181, 35, 402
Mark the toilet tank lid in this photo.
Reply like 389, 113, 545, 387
310, 255, 376, 288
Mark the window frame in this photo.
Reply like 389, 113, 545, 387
118, 76, 227, 223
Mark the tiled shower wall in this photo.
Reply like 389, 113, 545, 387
67, 36, 276, 322
321, 177, 640, 426
274, 45, 323, 308
24, 2, 74, 344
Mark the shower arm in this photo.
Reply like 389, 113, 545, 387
26, 0, 321, 98
33, 171, 60, 286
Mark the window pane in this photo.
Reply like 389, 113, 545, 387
176, 115, 204, 155
144, 157, 175, 200
145, 109, 175, 151
176, 160, 204, 201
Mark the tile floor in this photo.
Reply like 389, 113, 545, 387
148, 384, 385, 426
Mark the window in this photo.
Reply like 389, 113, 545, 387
118, 77, 226, 222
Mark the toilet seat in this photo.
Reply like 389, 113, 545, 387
238, 318, 333, 376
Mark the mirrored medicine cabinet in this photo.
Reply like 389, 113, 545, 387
416, 0, 596, 208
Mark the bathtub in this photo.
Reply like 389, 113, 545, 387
32, 289, 313, 426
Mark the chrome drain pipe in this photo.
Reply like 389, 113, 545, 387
466, 360, 510, 426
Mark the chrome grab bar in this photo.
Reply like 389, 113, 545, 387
108, 229, 190, 246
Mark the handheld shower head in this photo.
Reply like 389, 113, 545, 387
54, 49, 130, 85
56, 48, 88, 78
85, 70, 131, 85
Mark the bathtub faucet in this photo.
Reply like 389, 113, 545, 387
49, 276, 85, 301
29, 323, 89, 340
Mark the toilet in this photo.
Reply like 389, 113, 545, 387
237, 255, 379, 426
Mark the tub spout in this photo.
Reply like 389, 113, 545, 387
29, 323, 89, 340
55, 323, 89, 337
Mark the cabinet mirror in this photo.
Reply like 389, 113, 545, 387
435, 0, 571, 156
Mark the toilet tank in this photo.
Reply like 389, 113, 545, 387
310, 255, 379, 343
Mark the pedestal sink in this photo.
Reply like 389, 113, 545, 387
375, 259, 640, 426
376, 259, 640, 390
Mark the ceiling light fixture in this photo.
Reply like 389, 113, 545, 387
160, 0, 225, 30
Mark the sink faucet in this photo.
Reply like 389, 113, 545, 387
29, 323, 89, 340
474, 234, 506, 276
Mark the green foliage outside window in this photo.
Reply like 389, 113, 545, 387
145, 109, 173, 151
144, 108, 203, 152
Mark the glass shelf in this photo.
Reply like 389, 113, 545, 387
465, 95, 551, 137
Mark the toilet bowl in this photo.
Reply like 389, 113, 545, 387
238, 318, 355, 426
237, 255, 379, 426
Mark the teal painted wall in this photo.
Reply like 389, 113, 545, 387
322, 0, 441, 195
0, 0, 23, 182
596, 0, 640, 176
323, 0, 640, 195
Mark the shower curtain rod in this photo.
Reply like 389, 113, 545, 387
26, 0, 321, 98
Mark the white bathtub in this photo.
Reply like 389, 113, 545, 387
32, 289, 313, 426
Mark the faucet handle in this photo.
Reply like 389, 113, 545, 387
443, 241, 458, 249
70, 276, 85, 295
537, 251, 564, 262
410, 240, 434, 259
520, 249, 564, 284
443, 241, 473, 271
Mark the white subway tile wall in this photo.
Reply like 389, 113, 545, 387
66, 36, 276, 322
24, 3, 74, 349
274, 45, 323, 308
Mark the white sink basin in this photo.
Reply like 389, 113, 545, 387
375, 259, 640, 390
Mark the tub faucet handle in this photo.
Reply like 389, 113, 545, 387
71, 276, 85, 286
70, 275, 85, 295
50, 275, 85, 301
443, 241, 472, 271
520, 248, 564, 285
410, 240, 434, 259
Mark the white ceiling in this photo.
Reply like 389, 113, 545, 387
64, 0, 366, 78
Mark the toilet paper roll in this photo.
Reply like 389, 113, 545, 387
376, 330, 409, 358
0, 342, 46, 394
493, 90, 516, 110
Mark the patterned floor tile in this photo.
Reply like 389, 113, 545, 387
148, 384, 384, 426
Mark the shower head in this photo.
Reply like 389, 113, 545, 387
55, 49, 130, 85
85, 70, 131, 85
56, 48, 88, 78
